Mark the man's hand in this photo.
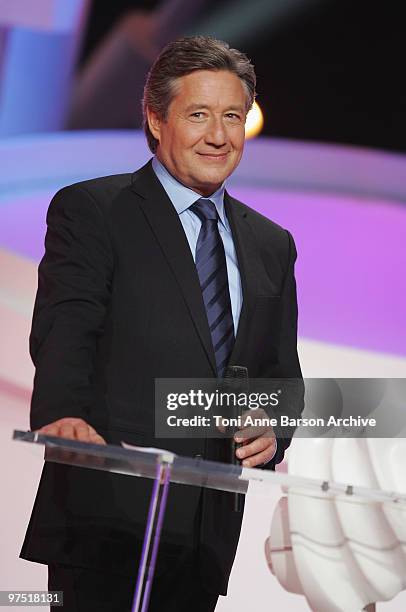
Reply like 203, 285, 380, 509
234, 409, 276, 468
37, 417, 106, 445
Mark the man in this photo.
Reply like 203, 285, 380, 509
20, 36, 301, 611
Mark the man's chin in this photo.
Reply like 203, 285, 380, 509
194, 168, 234, 191
192, 177, 224, 196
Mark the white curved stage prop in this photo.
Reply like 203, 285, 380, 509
266, 438, 406, 611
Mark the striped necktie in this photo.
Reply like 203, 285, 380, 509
190, 198, 235, 377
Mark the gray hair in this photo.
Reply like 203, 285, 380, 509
142, 35, 256, 153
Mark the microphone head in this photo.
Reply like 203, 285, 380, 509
221, 366, 249, 422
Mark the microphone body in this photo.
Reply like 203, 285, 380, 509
222, 365, 249, 512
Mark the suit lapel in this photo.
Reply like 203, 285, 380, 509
131, 162, 262, 375
224, 192, 260, 367
131, 161, 218, 375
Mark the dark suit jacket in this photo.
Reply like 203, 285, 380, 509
20, 160, 301, 595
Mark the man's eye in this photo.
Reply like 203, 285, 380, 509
226, 113, 241, 120
191, 112, 205, 119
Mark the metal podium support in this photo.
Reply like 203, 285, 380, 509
132, 455, 173, 612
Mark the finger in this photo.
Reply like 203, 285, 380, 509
71, 422, 91, 441
242, 442, 276, 468
234, 428, 265, 443
234, 424, 273, 443
38, 418, 87, 438
234, 409, 275, 442
87, 424, 107, 445
88, 432, 107, 445
37, 424, 60, 437
70, 422, 106, 445
236, 436, 272, 462
58, 423, 76, 440
238, 436, 277, 467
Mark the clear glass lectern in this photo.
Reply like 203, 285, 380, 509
13, 430, 406, 612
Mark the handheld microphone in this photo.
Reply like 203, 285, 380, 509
222, 365, 249, 512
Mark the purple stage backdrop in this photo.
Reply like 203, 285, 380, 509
0, 133, 405, 378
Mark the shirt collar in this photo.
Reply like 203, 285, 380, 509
152, 156, 229, 230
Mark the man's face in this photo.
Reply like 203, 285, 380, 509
147, 70, 248, 196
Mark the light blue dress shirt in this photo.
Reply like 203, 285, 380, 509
152, 156, 243, 334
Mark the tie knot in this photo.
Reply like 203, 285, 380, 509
190, 198, 218, 222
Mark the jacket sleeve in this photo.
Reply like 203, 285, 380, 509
29, 185, 114, 430
265, 229, 303, 469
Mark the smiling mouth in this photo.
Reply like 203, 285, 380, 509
198, 152, 229, 160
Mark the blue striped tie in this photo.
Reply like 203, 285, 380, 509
190, 198, 235, 377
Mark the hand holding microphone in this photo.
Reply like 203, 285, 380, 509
234, 408, 277, 468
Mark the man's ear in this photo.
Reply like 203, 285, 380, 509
146, 107, 162, 143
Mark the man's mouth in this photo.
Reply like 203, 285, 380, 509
197, 152, 229, 160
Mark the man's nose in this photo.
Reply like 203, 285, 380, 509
204, 117, 228, 147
